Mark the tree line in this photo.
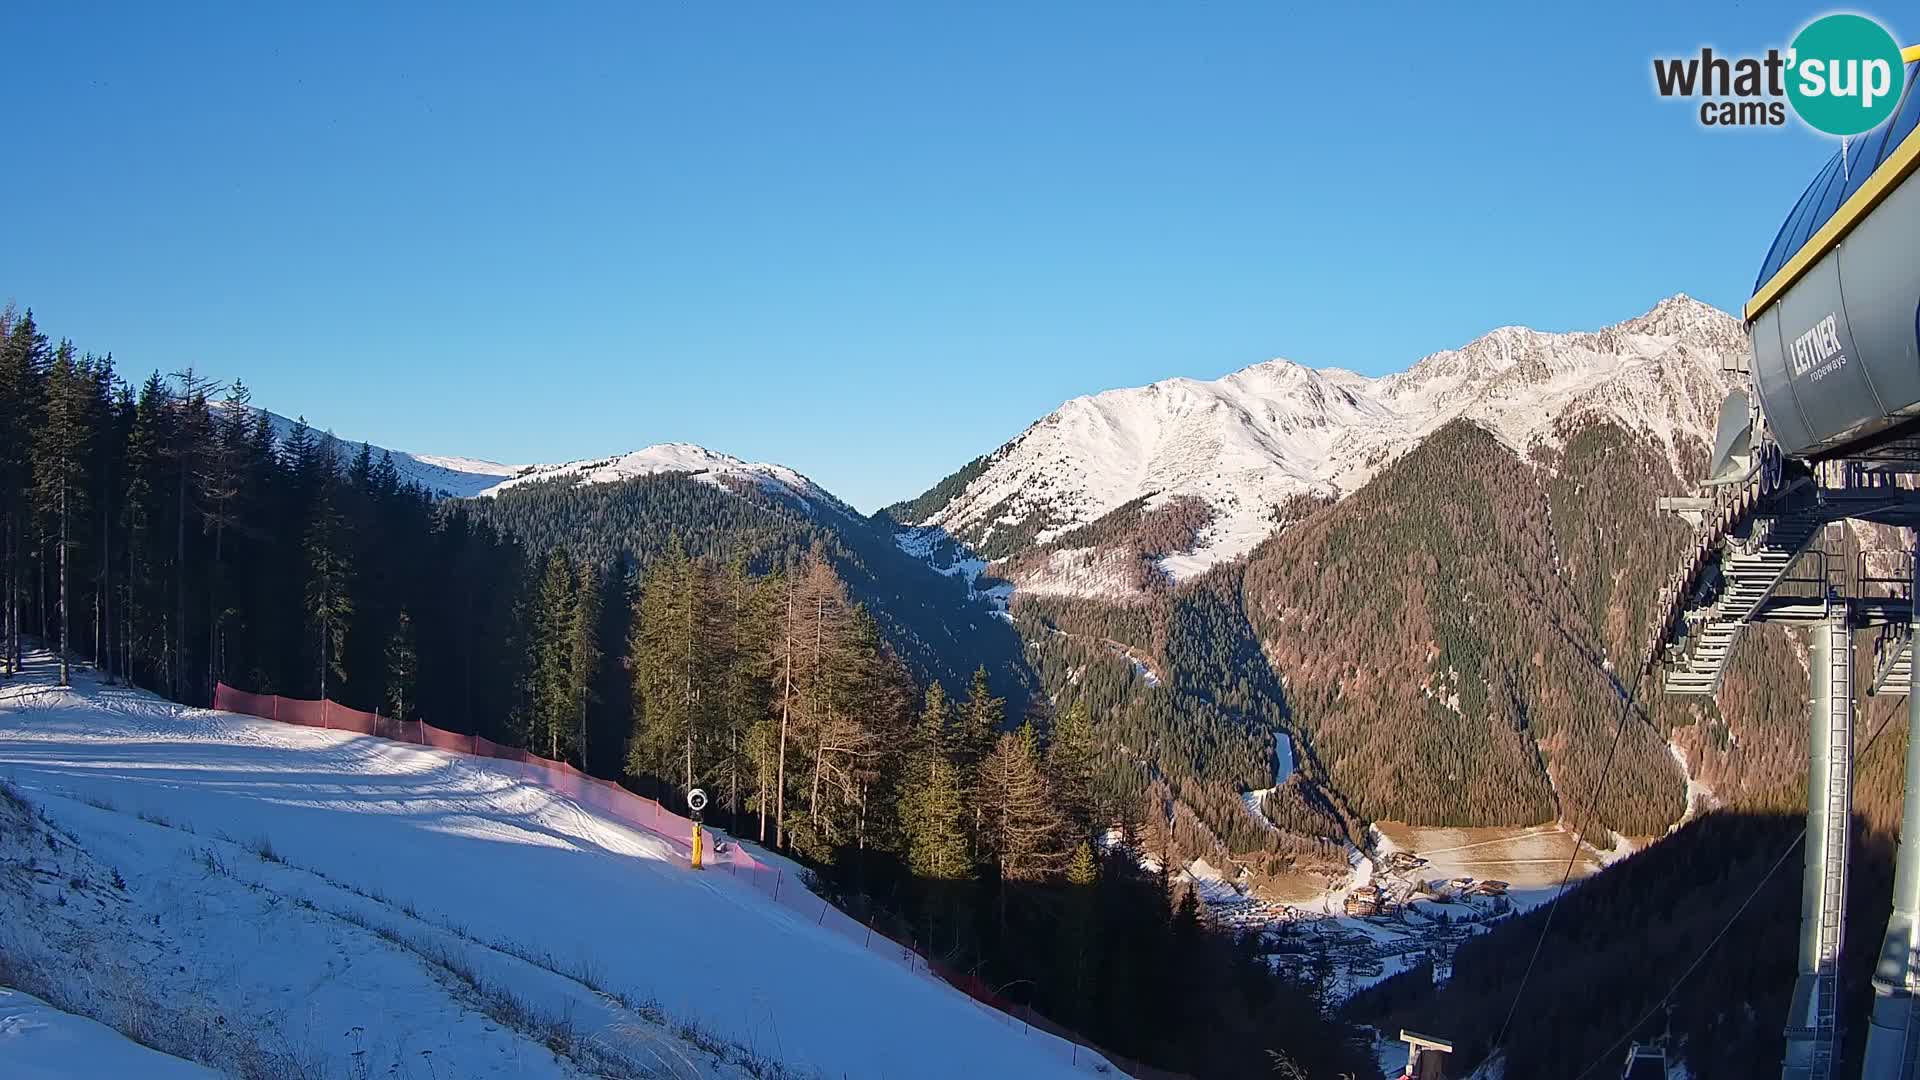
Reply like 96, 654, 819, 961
0, 307, 531, 723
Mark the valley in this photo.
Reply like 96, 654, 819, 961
0, 291, 1840, 1079
282, 293, 1755, 957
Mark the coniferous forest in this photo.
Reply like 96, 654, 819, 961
0, 306, 1369, 1078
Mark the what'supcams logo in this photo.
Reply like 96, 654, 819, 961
1653, 13, 1906, 135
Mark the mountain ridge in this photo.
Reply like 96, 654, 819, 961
227, 404, 849, 515
890, 294, 1740, 596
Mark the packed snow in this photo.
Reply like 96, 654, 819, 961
908, 295, 1740, 592
0, 658, 1110, 1079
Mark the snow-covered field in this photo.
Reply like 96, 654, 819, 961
0, 657, 1108, 1079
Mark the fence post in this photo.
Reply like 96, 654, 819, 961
774, 871, 782, 901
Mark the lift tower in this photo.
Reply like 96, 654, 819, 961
1652, 43, 1920, 1080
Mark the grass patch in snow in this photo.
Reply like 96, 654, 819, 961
250, 833, 284, 864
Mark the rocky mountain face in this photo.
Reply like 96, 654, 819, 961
915, 295, 1828, 884
892, 295, 1740, 599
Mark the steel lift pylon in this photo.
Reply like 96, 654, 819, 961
1656, 453, 1920, 1080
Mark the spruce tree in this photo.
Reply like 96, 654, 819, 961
629, 540, 694, 786
959, 665, 1004, 857
534, 548, 577, 759
1066, 840, 1099, 886
717, 556, 772, 820
1047, 698, 1098, 843
568, 560, 601, 768
902, 687, 967, 876
32, 344, 95, 686
902, 682, 971, 879
164, 369, 217, 701
200, 381, 252, 695
303, 470, 353, 701
386, 608, 417, 720
0, 313, 49, 677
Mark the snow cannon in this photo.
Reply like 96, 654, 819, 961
1742, 45, 1920, 465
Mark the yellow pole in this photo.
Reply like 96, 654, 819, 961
692, 822, 703, 870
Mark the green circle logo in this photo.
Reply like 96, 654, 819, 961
1787, 14, 1906, 136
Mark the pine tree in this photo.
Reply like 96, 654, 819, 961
386, 608, 417, 721
0, 312, 49, 677
959, 665, 1004, 857
1048, 698, 1098, 843
164, 369, 217, 701
1066, 840, 1099, 886
903, 682, 972, 880
304, 468, 352, 701
960, 665, 1004, 768
716, 556, 772, 821
201, 381, 252, 696
86, 358, 120, 685
121, 374, 170, 688
629, 539, 710, 790
534, 548, 577, 759
568, 560, 601, 768
32, 344, 96, 686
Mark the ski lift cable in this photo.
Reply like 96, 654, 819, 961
1567, 696, 1903, 1080
1487, 651, 1652, 1055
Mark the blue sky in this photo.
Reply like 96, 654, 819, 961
0, 2, 1886, 509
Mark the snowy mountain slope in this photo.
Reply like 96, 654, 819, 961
0, 660, 1107, 1080
474, 442, 854, 516
895, 295, 1739, 589
223, 404, 522, 498
232, 404, 850, 517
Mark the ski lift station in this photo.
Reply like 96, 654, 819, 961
1650, 42, 1920, 1080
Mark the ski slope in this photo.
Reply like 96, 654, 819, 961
0, 658, 1112, 1079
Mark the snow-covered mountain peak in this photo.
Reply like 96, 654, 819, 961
477, 442, 852, 516
900, 295, 1744, 595
1614, 292, 1749, 354
224, 406, 850, 516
